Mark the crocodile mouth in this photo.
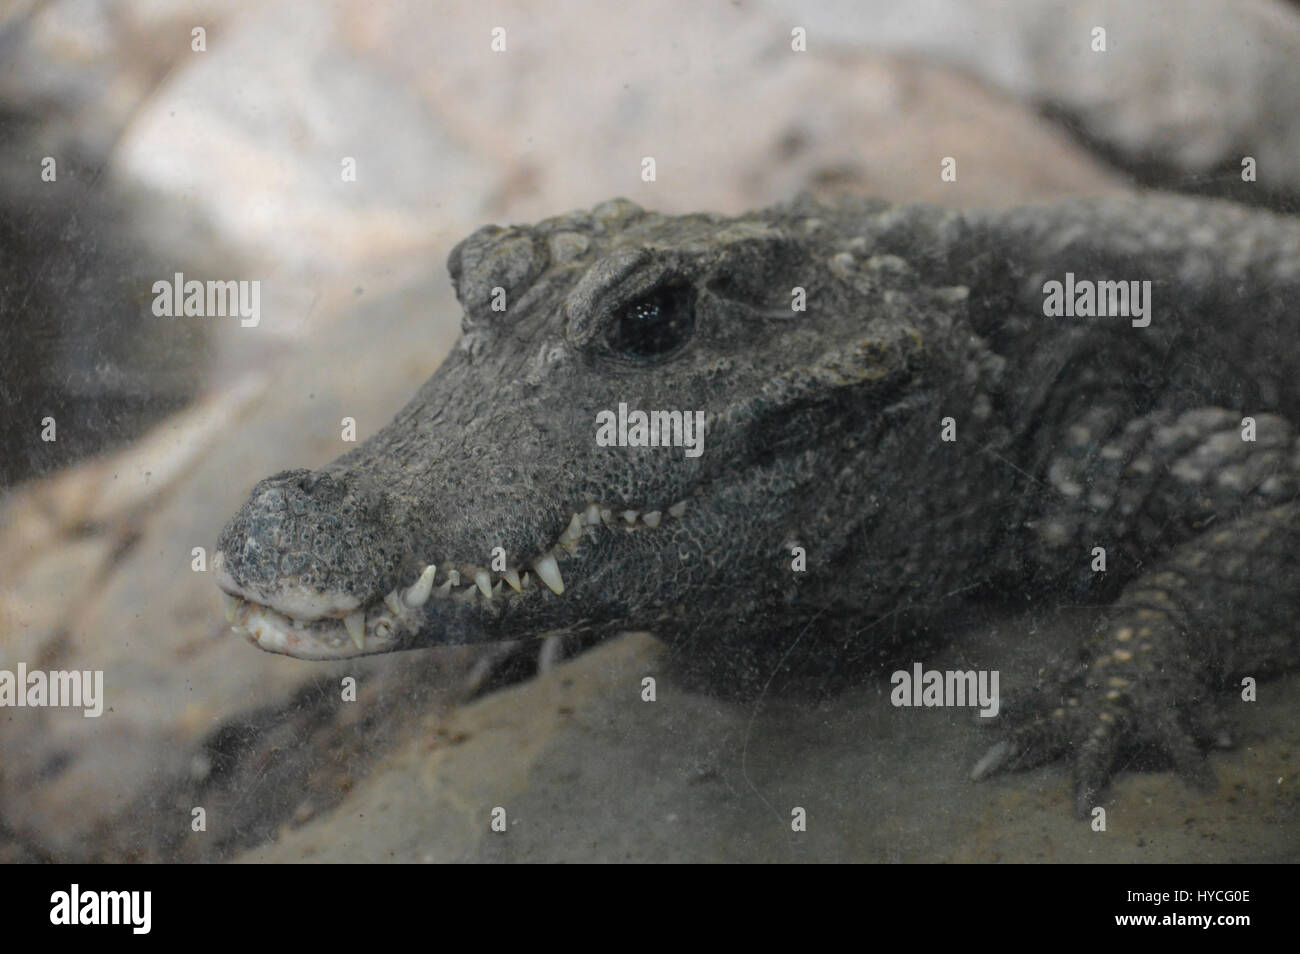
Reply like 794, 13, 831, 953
215, 498, 689, 659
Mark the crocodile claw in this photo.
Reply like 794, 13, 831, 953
974, 660, 1227, 818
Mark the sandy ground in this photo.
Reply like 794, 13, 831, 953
237, 616, 1300, 863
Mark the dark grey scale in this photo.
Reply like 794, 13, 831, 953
1034, 405, 1127, 554
1090, 413, 1172, 521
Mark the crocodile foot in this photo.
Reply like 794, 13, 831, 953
972, 631, 1231, 817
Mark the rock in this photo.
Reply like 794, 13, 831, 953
766, 0, 1300, 204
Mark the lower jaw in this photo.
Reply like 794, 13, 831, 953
221, 498, 691, 658
225, 598, 404, 659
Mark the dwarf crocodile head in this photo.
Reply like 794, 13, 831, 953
215, 196, 996, 662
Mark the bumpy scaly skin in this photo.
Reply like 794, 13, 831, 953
216, 193, 1300, 814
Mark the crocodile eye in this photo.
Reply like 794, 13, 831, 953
606, 283, 694, 360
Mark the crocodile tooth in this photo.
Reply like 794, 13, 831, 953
447, 569, 461, 586
221, 592, 241, 623
600, 508, 613, 526
383, 589, 405, 615
474, 569, 493, 599
533, 554, 564, 594
668, 500, 687, 518
642, 510, 661, 528
437, 578, 454, 595
492, 580, 503, 596
622, 510, 638, 524
456, 585, 479, 604
504, 568, 522, 592
583, 503, 602, 525
520, 571, 533, 589
404, 564, 438, 607
559, 513, 584, 544
343, 610, 366, 651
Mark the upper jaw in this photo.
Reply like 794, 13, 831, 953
212, 552, 362, 619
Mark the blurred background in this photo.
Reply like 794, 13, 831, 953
1, 0, 1297, 862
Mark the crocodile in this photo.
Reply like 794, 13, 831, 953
214, 194, 1300, 815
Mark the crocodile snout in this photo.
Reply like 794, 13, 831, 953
215, 468, 412, 619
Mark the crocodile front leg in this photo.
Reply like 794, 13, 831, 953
978, 407, 1300, 814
